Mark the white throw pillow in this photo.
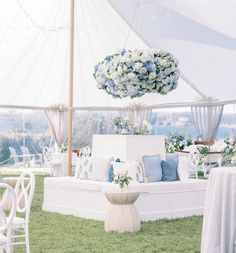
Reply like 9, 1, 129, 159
91, 156, 113, 181
112, 161, 143, 183
177, 156, 189, 181
75, 157, 92, 180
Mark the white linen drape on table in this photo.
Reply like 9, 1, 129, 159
201, 167, 236, 253
191, 105, 223, 141
44, 105, 68, 147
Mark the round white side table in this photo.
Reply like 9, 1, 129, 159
104, 191, 141, 233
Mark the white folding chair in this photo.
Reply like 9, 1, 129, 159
0, 183, 16, 253
20, 147, 32, 167
42, 147, 52, 166
20, 147, 42, 167
10, 173, 35, 253
9, 147, 22, 168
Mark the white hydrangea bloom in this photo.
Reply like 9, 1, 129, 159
149, 72, 156, 79
133, 62, 143, 71
131, 53, 140, 62
127, 72, 136, 80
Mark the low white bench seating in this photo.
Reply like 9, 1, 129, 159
43, 177, 208, 221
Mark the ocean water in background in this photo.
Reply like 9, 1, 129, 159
153, 125, 234, 140
150, 111, 236, 140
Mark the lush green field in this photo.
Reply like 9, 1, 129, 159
14, 176, 202, 253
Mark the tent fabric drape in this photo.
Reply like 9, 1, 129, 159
191, 105, 224, 141
44, 105, 68, 147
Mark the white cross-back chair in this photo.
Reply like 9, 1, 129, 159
79, 146, 91, 158
74, 146, 91, 178
42, 147, 58, 175
10, 173, 35, 253
0, 183, 16, 253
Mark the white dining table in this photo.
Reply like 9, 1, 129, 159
201, 167, 236, 253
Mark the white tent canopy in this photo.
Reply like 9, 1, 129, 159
109, 0, 236, 105
0, 0, 235, 109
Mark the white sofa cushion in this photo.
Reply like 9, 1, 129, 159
91, 156, 113, 181
44, 177, 208, 194
100, 179, 208, 193
177, 156, 189, 181
44, 177, 102, 191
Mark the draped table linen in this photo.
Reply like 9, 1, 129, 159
51, 152, 77, 176
201, 167, 236, 253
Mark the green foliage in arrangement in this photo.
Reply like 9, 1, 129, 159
114, 171, 132, 188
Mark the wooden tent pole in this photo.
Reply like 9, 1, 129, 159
67, 0, 75, 176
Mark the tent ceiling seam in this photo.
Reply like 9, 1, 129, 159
101, 0, 137, 49
34, 0, 67, 105
0, 5, 21, 41
8, 0, 64, 104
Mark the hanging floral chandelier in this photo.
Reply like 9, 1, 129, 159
93, 48, 180, 99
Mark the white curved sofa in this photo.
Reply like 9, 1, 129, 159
43, 177, 208, 221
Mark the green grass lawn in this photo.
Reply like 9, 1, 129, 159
14, 176, 203, 253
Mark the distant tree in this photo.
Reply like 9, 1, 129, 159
72, 111, 117, 148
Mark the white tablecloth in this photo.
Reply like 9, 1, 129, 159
201, 167, 236, 253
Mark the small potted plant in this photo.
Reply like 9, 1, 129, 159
113, 171, 132, 189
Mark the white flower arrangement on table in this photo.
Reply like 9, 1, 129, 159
222, 138, 236, 164
93, 48, 179, 98
184, 138, 236, 166
165, 134, 193, 153
114, 171, 132, 189
59, 144, 67, 153
165, 134, 236, 167
113, 116, 152, 135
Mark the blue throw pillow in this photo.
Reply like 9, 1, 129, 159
166, 153, 179, 168
161, 154, 179, 181
143, 155, 162, 182
108, 158, 120, 182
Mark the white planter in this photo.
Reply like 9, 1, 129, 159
92, 134, 166, 161
104, 191, 141, 232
